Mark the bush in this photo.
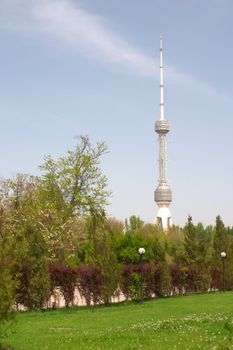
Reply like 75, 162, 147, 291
121, 263, 170, 300
16, 260, 50, 310
0, 219, 18, 347
210, 266, 221, 290
120, 264, 136, 300
77, 266, 103, 306
49, 264, 77, 307
129, 272, 141, 301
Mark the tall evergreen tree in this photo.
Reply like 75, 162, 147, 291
212, 215, 229, 261
182, 215, 210, 291
0, 207, 18, 338
212, 215, 233, 290
16, 224, 51, 310
85, 210, 119, 305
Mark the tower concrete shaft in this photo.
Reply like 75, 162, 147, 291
154, 37, 172, 230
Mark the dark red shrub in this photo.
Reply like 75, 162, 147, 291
76, 266, 104, 306
169, 265, 183, 295
121, 263, 166, 300
120, 264, 138, 300
210, 266, 221, 290
49, 264, 77, 307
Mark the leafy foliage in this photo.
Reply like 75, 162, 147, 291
0, 202, 20, 344
39, 135, 110, 218
1, 136, 233, 315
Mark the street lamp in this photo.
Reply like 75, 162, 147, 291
220, 251, 227, 292
138, 247, 145, 304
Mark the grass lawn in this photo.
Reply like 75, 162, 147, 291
3, 292, 233, 350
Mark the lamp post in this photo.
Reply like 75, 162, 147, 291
220, 251, 226, 292
138, 247, 145, 304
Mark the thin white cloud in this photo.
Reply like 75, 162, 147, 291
0, 0, 226, 99
34, 0, 159, 76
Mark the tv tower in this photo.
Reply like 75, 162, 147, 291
154, 37, 172, 230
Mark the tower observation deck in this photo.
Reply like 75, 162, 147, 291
154, 37, 172, 230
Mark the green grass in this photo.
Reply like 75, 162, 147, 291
3, 292, 233, 349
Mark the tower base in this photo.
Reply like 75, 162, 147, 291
155, 206, 172, 231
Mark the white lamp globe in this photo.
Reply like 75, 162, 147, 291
138, 247, 145, 255
221, 252, 227, 258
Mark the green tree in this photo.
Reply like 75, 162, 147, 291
151, 234, 166, 265
212, 215, 233, 290
85, 211, 119, 305
165, 225, 184, 264
0, 175, 37, 321
212, 215, 229, 262
0, 207, 18, 342
39, 135, 110, 218
16, 224, 51, 310
37, 136, 111, 262
182, 215, 210, 291
160, 263, 171, 296
125, 215, 144, 234
0, 175, 50, 310
114, 231, 152, 264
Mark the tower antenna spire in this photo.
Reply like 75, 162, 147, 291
154, 36, 173, 231
160, 36, 164, 121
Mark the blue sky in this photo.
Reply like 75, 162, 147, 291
0, 0, 233, 227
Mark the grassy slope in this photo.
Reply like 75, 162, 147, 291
4, 292, 233, 350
